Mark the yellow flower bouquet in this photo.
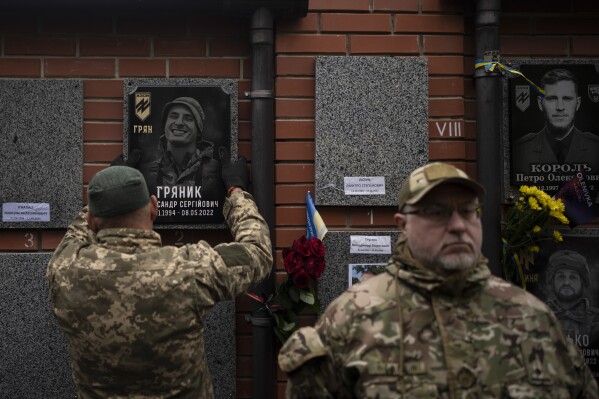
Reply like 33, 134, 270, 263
501, 185, 569, 287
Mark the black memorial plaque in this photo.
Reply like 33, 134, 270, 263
505, 60, 599, 203
523, 229, 599, 379
124, 79, 238, 228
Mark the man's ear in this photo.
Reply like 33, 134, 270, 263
537, 95, 544, 112
86, 212, 98, 234
394, 212, 406, 232
150, 195, 158, 222
576, 96, 581, 111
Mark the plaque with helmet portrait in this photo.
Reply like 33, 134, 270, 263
524, 229, 599, 379
123, 79, 238, 228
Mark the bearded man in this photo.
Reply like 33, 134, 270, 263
278, 162, 598, 398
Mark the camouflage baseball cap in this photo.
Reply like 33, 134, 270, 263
548, 250, 591, 287
398, 162, 485, 210
88, 166, 150, 217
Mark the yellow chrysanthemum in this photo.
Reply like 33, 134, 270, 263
533, 226, 541, 233
553, 230, 563, 242
528, 196, 541, 211
529, 245, 540, 253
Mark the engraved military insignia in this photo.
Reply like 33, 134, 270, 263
515, 85, 530, 112
135, 92, 151, 121
588, 85, 599, 103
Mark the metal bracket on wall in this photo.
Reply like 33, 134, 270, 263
244, 90, 274, 99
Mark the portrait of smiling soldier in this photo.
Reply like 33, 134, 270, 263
157, 97, 225, 191
127, 95, 229, 224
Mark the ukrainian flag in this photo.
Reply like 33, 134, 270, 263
306, 191, 327, 240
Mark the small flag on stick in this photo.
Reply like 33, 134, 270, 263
306, 191, 327, 240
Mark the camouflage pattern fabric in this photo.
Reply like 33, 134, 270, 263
47, 190, 272, 399
279, 235, 599, 399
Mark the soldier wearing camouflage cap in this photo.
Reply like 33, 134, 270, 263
47, 161, 272, 398
545, 249, 599, 343
278, 162, 598, 398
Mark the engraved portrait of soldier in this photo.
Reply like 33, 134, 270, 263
508, 63, 599, 202
125, 82, 236, 226
544, 250, 599, 343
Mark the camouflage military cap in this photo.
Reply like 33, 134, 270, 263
88, 166, 150, 217
398, 162, 485, 210
278, 326, 327, 373
547, 249, 591, 287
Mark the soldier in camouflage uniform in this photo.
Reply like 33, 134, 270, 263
47, 159, 272, 398
279, 162, 598, 398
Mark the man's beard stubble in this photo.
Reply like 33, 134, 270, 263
409, 235, 479, 275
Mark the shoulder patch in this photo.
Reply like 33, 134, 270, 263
278, 327, 327, 373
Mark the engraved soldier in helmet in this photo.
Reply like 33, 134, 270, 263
546, 249, 599, 345
130, 96, 227, 208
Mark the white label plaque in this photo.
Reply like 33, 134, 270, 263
344, 176, 386, 195
350, 235, 391, 254
2, 203, 50, 222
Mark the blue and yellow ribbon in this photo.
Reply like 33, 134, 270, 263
475, 59, 545, 98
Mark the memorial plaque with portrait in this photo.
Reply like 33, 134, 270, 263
504, 60, 599, 204
523, 229, 599, 378
124, 79, 238, 228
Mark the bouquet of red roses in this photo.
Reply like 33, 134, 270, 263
271, 235, 326, 343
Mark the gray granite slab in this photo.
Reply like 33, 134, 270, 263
0, 253, 234, 398
0, 253, 76, 398
123, 78, 238, 230
0, 80, 83, 228
315, 56, 428, 206
205, 301, 236, 399
318, 231, 400, 311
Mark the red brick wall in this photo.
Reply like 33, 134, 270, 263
1, 0, 598, 397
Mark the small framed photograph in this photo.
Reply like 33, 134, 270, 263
348, 263, 387, 287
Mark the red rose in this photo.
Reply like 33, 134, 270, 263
307, 237, 325, 258
284, 250, 303, 274
305, 257, 325, 279
292, 236, 311, 257
293, 269, 310, 289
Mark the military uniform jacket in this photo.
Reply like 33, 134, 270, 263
512, 126, 599, 175
279, 237, 598, 398
47, 191, 272, 398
